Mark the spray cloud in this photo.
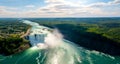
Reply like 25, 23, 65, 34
45, 28, 63, 48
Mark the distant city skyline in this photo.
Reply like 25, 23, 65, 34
0, 0, 120, 18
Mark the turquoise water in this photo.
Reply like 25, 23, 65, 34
0, 20, 120, 64
0, 46, 120, 64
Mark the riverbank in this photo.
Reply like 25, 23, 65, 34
13, 28, 32, 55
20, 28, 31, 38
16, 28, 32, 55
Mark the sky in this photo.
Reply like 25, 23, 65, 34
0, 0, 120, 18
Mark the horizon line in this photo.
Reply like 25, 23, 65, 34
0, 17, 120, 18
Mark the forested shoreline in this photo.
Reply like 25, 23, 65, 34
0, 18, 120, 56
0, 19, 31, 55
30, 18, 120, 55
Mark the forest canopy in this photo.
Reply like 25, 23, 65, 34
0, 19, 31, 55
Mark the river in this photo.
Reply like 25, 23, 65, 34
0, 20, 120, 64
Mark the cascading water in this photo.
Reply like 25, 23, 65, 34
0, 20, 120, 64
23, 20, 82, 64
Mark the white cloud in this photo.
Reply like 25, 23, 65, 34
0, 0, 120, 17
110, 0, 120, 4
0, 6, 18, 17
88, 0, 120, 7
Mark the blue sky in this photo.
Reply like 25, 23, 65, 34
0, 0, 120, 17
0, 0, 45, 7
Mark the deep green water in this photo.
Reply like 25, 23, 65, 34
0, 20, 120, 64
0, 46, 120, 64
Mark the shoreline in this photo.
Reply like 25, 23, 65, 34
20, 28, 31, 38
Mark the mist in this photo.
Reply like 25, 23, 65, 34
45, 29, 63, 48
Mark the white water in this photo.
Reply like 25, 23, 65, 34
23, 20, 82, 64
1, 20, 119, 64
